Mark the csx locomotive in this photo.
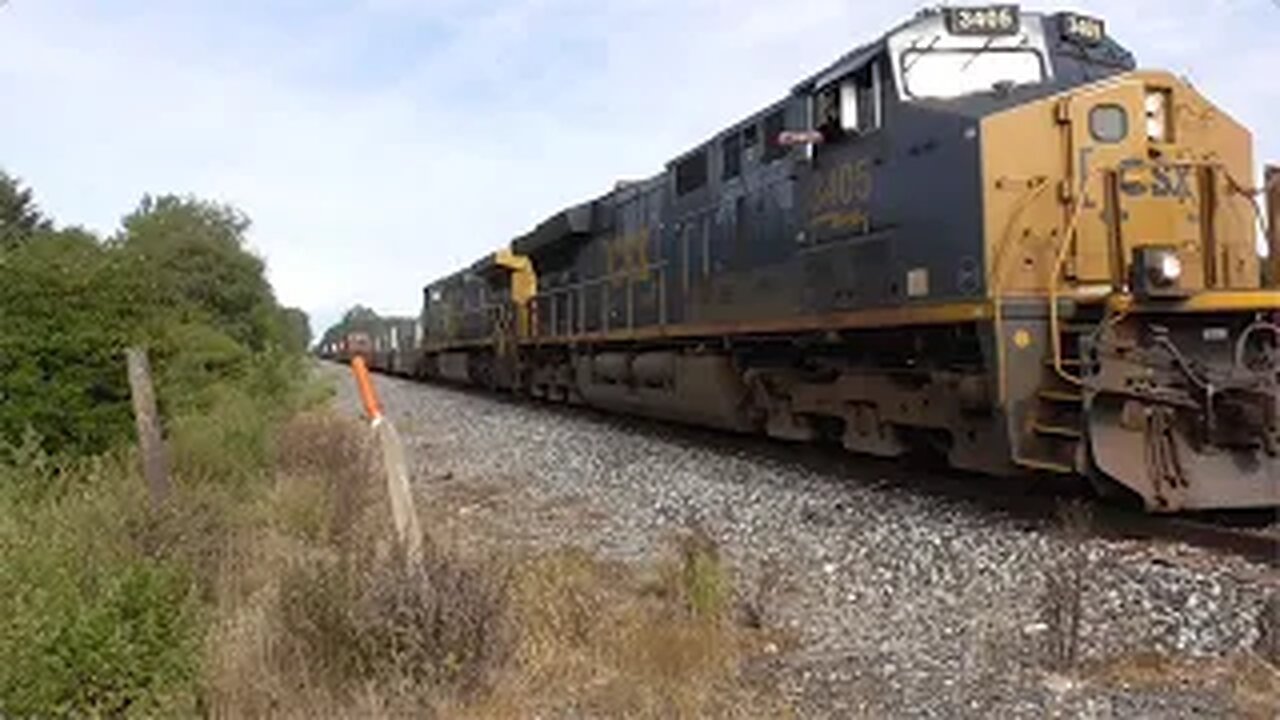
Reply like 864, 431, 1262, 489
376, 6, 1280, 512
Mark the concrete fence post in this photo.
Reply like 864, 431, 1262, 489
126, 347, 171, 510
350, 356, 424, 567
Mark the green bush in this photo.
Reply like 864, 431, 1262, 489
0, 230, 141, 456
0, 464, 200, 717
0, 170, 322, 716
0, 183, 313, 458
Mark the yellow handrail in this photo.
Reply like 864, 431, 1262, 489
1046, 188, 1091, 386
1042, 159, 1245, 386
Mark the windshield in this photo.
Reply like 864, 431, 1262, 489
885, 11, 1055, 102
901, 49, 1044, 99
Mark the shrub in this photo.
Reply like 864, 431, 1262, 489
0, 460, 200, 717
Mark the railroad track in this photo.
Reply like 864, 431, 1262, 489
1090, 508, 1279, 567
357, 364, 1279, 567
522, 390, 1280, 566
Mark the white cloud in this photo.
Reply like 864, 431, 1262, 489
1, 0, 1276, 334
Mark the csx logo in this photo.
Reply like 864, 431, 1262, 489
1117, 160, 1194, 199
605, 229, 651, 286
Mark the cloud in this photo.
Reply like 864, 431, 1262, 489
1, 0, 1276, 334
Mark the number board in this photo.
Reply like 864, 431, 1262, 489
1060, 13, 1105, 45
945, 5, 1021, 36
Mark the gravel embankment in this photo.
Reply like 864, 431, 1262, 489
326, 364, 1277, 719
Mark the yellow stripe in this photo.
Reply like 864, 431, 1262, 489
414, 291, 1277, 355
1110, 291, 1280, 314
524, 301, 992, 346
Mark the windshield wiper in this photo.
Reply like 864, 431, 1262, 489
901, 34, 943, 77
959, 33, 1030, 72
960, 36, 1000, 71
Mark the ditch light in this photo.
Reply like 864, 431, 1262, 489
1130, 246, 1186, 299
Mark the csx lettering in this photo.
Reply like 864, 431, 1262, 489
1118, 161, 1193, 199
605, 229, 651, 286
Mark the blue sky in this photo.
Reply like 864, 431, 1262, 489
2, 0, 1277, 335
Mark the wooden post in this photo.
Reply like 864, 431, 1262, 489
1266, 165, 1279, 286
126, 347, 171, 510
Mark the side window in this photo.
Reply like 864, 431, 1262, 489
763, 109, 787, 163
675, 150, 708, 196
721, 133, 742, 180
815, 60, 883, 143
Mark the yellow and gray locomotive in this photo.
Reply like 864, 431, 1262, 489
412, 6, 1279, 512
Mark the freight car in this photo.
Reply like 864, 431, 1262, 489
366, 317, 419, 377
411, 6, 1278, 512
317, 331, 373, 364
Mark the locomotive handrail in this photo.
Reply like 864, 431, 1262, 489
1041, 158, 1254, 387
1046, 187, 1091, 386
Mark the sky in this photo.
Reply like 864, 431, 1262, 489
1, 0, 1277, 335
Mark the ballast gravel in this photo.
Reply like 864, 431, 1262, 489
328, 365, 1277, 719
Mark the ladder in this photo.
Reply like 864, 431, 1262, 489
1014, 309, 1103, 475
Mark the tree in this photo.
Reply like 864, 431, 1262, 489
116, 195, 282, 351
0, 228, 141, 454
340, 305, 380, 329
279, 307, 312, 353
319, 305, 381, 349
0, 185, 301, 455
0, 170, 52, 250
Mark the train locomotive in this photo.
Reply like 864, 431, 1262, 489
398, 6, 1278, 512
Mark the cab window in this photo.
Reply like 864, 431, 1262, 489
815, 60, 882, 143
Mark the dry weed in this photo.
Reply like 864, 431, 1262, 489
470, 529, 784, 719
206, 410, 782, 718
1041, 500, 1091, 672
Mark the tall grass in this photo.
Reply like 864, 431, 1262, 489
2, 364, 778, 717
0, 442, 200, 716
0, 362, 322, 718
205, 407, 781, 718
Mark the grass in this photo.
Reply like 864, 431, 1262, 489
5, 365, 1273, 718
0, 444, 202, 716
206, 407, 783, 718
0, 369, 321, 718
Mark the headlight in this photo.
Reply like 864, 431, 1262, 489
1131, 246, 1186, 297
1155, 252, 1182, 285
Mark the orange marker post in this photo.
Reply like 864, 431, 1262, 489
348, 354, 424, 565
351, 355, 383, 422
